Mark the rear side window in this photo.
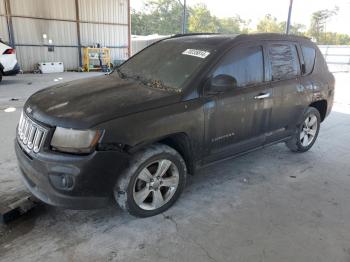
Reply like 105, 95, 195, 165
268, 43, 300, 81
213, 45, 264, 88
301, 46, 316, 74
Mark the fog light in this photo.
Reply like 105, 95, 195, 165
49, 173, 74, 190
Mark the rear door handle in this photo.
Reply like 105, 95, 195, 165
254, 93, 271, 99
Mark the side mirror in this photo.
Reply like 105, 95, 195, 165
208, 74, 237, 94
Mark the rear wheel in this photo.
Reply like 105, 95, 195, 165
114, 144, 187, 217
286, 107, 321, 152
0, 71, 3, 82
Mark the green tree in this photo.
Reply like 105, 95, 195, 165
188, 4, 248, 34
256, 15, 307, 36
335, 33, 350, 45
308, 7, 338, 43
315, 32, 350, 45
287, 23, 306, 36
188, 4, 219, 33
131, 0, 183, 35
256, 14, 284, 33
131, 1, 249, 35
216, 16, 248, 34
131, 1, 350, 45
131, 9, 152, 35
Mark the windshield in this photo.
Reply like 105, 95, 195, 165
116, 39, 214, 91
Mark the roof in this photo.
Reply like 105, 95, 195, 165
164, 33, 238, 47
167, 33, 310, 45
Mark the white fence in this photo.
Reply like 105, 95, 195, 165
318, 45, 350, 73
131, 35, 169, 56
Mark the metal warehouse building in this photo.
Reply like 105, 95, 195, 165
0, 0, 130, 72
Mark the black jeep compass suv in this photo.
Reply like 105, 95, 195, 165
15, 33, 335, 217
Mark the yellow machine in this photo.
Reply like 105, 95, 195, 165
83, 47, 111, 72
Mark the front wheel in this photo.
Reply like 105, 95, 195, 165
286, 107, 321, 152
114, 144, 187, 217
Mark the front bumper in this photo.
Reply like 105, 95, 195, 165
15, 140, 130, 209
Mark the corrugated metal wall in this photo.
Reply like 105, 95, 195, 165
0, 0, 130, 71
78, 0, 128, 24
0, 0, 9, 42
11, 0, 76, 19
78, 0, 129, 63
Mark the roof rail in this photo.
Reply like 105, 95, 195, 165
170, 33, 220, 38
237, 33, 310, 40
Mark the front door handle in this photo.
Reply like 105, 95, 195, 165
254, 93, 271, 99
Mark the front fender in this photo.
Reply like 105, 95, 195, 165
94, 99, 205, 159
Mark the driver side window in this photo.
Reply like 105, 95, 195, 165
213, 45, 264, 88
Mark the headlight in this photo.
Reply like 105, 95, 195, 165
51, 127, 102, 154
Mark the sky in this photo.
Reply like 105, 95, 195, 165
131, 0, 350, 35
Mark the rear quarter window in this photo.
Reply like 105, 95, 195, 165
301, 46, 316, 74
268, 43, 300, 81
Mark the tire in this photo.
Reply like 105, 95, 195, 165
286, 107, 321, 152
0, 71, 2, 82
114, 143, 187, 217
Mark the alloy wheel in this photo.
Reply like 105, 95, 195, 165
133, 159, 180, 210
300, 113, 318, 147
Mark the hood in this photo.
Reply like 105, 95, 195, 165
25, 74, 182, 129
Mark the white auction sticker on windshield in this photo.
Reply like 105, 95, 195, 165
182, 49, 210, 59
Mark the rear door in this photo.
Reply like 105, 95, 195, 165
266, 41, 304, 142
204, 43, 273, 161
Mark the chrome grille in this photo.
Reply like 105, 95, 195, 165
17, 112, 48, 153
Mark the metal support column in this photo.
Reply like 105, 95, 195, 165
182, 0, 187, 34
285, 0, 293, 34
75, 0, 83, 68
4, 0, 15, 47
127, 0, 131, 58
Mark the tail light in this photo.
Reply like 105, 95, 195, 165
3, 48, 15, 55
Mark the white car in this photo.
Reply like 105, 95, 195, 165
0, 40, 20, 82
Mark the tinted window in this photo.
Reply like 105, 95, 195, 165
269, 44, 300, 80
213, 46, 264, 87
301, 46, 316, 74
